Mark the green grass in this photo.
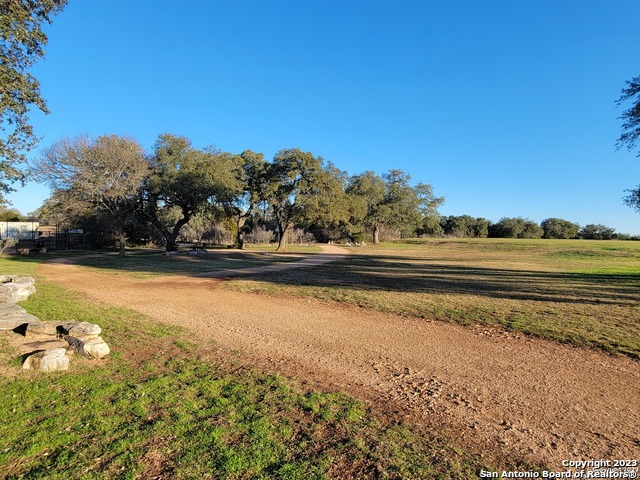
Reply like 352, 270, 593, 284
225, 238, 640, 358
0, 254, 489, 479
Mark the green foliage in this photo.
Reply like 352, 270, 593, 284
346, 170, 442, 244
33, 135, 148, 255
440, 215, 490, 238
141, 134, 238, 251
0, 206, 25, 221
418, 215, 443, 236
616, 76, 640, 214
540, 218, 580, 239
616, 75, 640, 156
263, 148, 327, 251
579, 223, 616, 240
0, 0, 67, 202
489, 217, 543, 239
222, 150, 267, 248
623, 185, 640, 213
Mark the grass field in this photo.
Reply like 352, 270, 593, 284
0, 254, 489, 479
226, 238, 640, 358
1, 238, 637, 477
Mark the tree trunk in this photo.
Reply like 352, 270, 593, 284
236, 216, 247, 250
372, 224, 380, 244
276, 221, 288, 252
118, 228, 126, 256
142, 213, 190, 252
165, 235, 178, 252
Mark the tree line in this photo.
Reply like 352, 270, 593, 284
28, 133, 635, 254
429, 215, 631, 240
31, 133, 445, 254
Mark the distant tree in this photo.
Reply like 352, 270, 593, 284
580, 224, 615, 240
414, 182, 445, 236
0, 207, 25, 221
223, 150, 267, 249
346, 170, 386, 244
489, 217, 543, 239
441, 215, 476, 237
297, 161, 351, 241
440, 215, 490, 238
262, 148, 325, 252
33, 135, 148, 255
472, 218, 492, 238
140, 134, 233, 252
419, 215, 443, 237
0, 0, 67, 202
382, 170, 424, 238
347, 169, 437, 243
541, 218, 580, 239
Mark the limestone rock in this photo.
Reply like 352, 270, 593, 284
0, 275, 16, 283
66, 322, 101, 339
0, 276, 36, 303
23, 348, 69, 371
0, 304, 39, 330
26, 321, 64, 336
82, 337, 110, 358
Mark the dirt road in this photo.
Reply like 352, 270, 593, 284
38, 246, 640, 467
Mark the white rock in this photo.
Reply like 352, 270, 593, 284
23, 348, 69, 371
66, 322, 101, 338
0, 304, 39, 330
26, 321, 64, 336
0, 277, 36, 303
82, 337, 110, 358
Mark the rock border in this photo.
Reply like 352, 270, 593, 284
0, 275, 111, 371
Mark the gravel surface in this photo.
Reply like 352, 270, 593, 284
38, 246, 640, 467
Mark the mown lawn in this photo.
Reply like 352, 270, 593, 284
0, 254, 489, 479
226, 238, 640, 358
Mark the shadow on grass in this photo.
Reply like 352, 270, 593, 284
238, 254, 639, 306
3, 251, 637, 306
36, 249, 309, 277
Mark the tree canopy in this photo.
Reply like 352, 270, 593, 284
33, 134, 148, 255
617, 75, 640, 156
140, 134, 233, 252
617, 75, 640, 213
540, 218, 580, 239
0, 0, 67, 202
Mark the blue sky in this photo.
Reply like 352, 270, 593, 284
9, 0, 640, 234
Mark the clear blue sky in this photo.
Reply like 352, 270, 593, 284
8, 0, 640, 234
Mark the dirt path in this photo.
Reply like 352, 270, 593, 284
192, 244, 350, 278
38, 247, 640, 467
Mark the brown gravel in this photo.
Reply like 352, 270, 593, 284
38, 246, 640, 468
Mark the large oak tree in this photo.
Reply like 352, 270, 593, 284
140, 134, 234, 252
0, 0, 67, 202
33, 134, 148, 255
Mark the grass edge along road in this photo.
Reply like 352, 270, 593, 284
0, 254, 495, 479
